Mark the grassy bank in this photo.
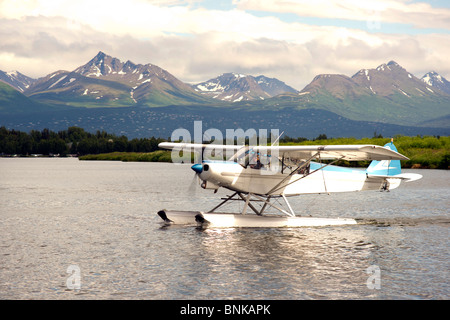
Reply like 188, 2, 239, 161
79, 150, 172, 162
79, 135, 449, 169
283, 136, 450, 169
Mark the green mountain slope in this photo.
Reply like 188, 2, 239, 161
0, 82, 60, 114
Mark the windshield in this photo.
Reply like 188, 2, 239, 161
230, 146, 281, 171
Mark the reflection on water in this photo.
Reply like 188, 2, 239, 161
189, 227, 375, 299
0, 158, 448, 299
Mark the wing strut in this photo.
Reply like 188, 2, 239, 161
267, 152, 320, 195
281, 194, 295, 217
319, 153, 328, 194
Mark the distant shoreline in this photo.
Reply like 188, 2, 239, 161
0, 151, 446, 169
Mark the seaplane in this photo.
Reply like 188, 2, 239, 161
157, 138, 422, 228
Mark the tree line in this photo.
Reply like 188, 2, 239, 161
0, 126, 165, 156
1, 126, 448, 168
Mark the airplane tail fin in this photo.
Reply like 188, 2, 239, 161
366, 140, 401, 176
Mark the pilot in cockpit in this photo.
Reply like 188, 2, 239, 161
250, 153, 264, 169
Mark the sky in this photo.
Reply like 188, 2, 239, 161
0, 0, 449, 90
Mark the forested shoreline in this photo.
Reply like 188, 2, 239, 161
0, 126, 448, 169
0, 126, 165, 156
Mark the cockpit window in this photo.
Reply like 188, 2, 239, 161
230, 146, 251, 166
231, 147, 280, 171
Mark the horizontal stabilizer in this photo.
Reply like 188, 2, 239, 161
392, 173, 423, 182
367, 173, 423, 182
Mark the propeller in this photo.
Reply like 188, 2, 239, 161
187, 170, 199, 195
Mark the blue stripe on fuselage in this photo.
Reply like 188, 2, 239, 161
310, 162, 365, 174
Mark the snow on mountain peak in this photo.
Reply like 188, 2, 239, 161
422, 73, 433, 86
422, 71, 444, 85
375, 61, 401, 72
376, 63, 387, 72
7, 70, 18, 77
420, 71, 450, 94
233, 73, 247, 79
0, 69, 36, 92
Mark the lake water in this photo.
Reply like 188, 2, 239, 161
0, 158, 448, 300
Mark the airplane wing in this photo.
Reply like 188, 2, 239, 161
252, 145, 409, 161
158, 143, 409, 161
158, 142, 243, 152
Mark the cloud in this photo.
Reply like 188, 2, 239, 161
0, 15, 120, 76
0, 0, 449, 90
234, 0, 450, 30
0, 0, 408, 42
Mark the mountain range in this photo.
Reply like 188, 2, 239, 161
283, 60, 450, 126
1, 52, 300, 107
193, 73, 297, 101
2, 53, 449, 106
0, 51, 449, 138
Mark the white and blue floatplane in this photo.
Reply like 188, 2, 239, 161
157, 139, 422, 228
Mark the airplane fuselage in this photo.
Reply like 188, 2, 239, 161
196, 160, 401, 195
